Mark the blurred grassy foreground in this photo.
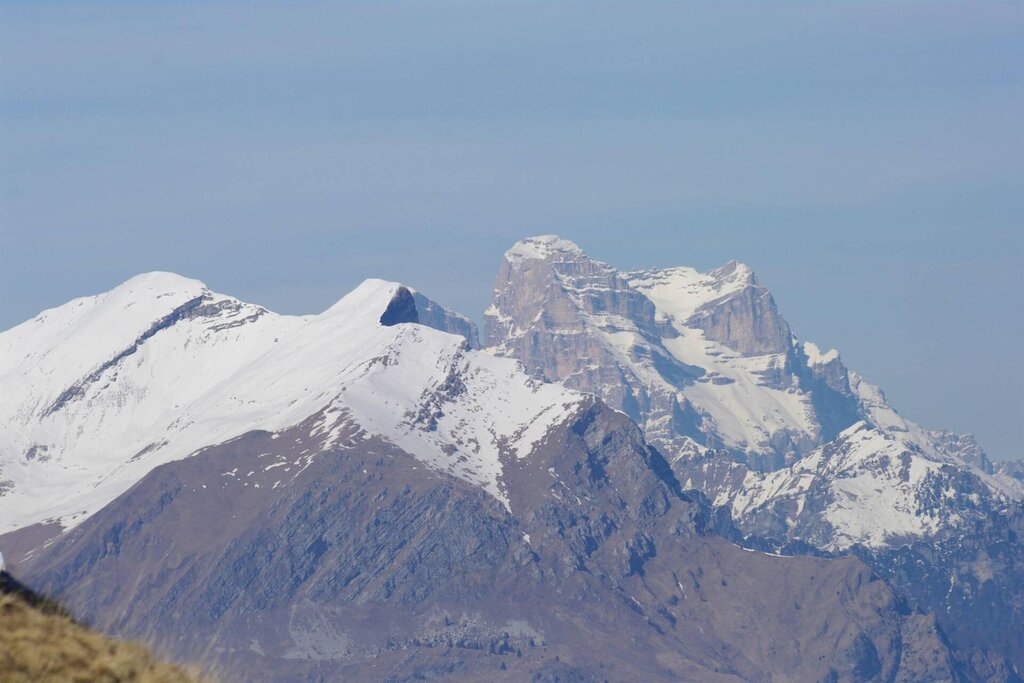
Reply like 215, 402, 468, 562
0, 593, 209, 683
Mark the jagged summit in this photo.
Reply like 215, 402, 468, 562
504, 234, 585, 263
2, 238, 1021, 681
487, 237, 820, 466
485, 236, 1023, 544
479, 236, 1024, 673
707, 258, 755, 282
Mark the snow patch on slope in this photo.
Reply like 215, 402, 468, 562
731, 421, 1022, 550
627, 267, 817, 456
628, 265, 752, 324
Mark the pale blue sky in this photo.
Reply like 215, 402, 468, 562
1, 1, 1021, 458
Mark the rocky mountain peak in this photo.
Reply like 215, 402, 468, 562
485, 236, 691, 453
503, 234, 585, 264
487, 238, 856, 468
707, 258, 756, 284
2, 241, 1022, 681
678, 261, 792, 357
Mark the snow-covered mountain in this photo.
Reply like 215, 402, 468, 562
2, 269, 968, 682
0, 273, 580, 534
485, 236, 847, 470
482, 235, 1024, 677
1, 244, 1020, 680
484, 235, 1023, 552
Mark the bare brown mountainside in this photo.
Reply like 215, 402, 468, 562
13, 400, 967, 682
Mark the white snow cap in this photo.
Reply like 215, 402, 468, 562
505, 235, 584, 263
0, 273, 584, 532
0, 550, 5, 573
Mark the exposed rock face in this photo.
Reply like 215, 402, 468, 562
929, 430, 994, 474
684, 260, 792, 356
855, 504, 1024, 681
485, 236, 1024, 679
18, 401, 961, 682
378, 285, 419, 326
996, 459, 1024, 482
794, 342, 862, 445
484, 236, 863, 470
2, 246, 1020, 682
484, 236, 697, 452
672, 422, 1024, 679
412, 290, 480, 348
484, 236, 1023, 531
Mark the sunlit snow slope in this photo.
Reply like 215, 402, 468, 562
0, 274, 581, 533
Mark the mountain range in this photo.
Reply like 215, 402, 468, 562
1, 236, 1020, 682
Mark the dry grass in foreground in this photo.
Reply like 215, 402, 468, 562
0, 593, 208, 683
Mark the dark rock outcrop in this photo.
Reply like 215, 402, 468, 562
412, 291, 480, 348
379, 286, 420, 326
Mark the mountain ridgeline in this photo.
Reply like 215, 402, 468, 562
0, 236, 1020, 682
483, 236, 1024, 679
